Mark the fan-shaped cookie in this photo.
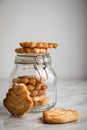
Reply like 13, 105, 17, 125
20, 42, 58, 48
3, 83, 33, 116
43, 109, 80, 124
15, 47, 48, 54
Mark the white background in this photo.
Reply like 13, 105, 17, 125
0, 0, 87, 80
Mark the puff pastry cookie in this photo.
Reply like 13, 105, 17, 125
43, 108, 80, 124
15, 48, 48, 54
20, 42, 58, 48
3, 83, 33, 116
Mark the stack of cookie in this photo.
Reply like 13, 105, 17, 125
13, 76, 49, 106
15, 42, 58, 54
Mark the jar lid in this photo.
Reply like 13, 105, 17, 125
15, 53, 51, 64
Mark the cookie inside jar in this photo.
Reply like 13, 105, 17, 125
12, 75, 49, 108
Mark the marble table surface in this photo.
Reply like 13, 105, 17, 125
0, 79, 87, 130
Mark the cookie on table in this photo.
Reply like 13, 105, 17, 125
43, 108, 80, 124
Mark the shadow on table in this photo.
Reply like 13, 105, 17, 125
0, 105, 25, 128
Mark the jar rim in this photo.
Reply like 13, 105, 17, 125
15, 53, 51, 64
16, 53, 49, 57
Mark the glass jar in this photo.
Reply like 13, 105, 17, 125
10, 53, 57, 112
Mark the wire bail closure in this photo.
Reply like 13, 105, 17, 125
33, 55, 48, 80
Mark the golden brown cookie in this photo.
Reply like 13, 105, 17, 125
3, 83, 33, 116
31, 90, 39, 97
35, 84, 42, 90
33, 98, 49, 106
31, 95, 45, 102
20, 42, 37, 48
39, 97, 49, 105
43, 109, 80, 124
15, 47, 48, 54
27, 85, 35, 91
41, 85, 48, 90
24, 48, 32, 53
48, 43, 58, 48
32, 95, 49, 106
38, 90, 46, 96
15, 48, 24, 53
37, 42, 48, 48
32, 48, 47, 54
13, 77, 29, 84
20, 42, 58, 49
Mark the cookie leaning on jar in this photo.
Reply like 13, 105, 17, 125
3, 83, 33, 117
13, 76, 49, 106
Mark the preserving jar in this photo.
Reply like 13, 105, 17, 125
10, 53, 57, 112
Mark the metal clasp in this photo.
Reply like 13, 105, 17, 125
33, 55, 48, 80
